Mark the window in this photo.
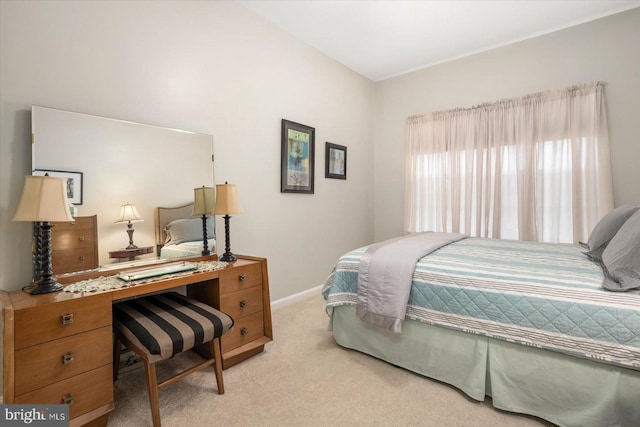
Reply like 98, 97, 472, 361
405, 82, 613, 243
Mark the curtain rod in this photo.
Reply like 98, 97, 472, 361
408, 81, 605, 122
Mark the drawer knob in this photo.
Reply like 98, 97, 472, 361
62, 352, 74, 365
61, 393, 74, 405
78, 236, 85, 242
240, 327, 248, 336
79, 255, 85, 261
61, 313, 74, 325
239, 300, 247, 308
239, 273, 247, 281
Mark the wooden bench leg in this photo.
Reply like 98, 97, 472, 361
211, 337, 224, 395
144, 361, 161, 427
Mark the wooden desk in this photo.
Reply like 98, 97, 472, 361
108, 246, 154, 261
1, 255, 272, 427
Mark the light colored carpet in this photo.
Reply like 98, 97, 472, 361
109, 294, 552, 427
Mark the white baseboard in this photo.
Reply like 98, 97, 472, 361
271, 284, 323, 311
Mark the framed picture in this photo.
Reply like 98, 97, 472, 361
33, 169, 83, 205
325, 142, 347, 180
281, 119, 315, 194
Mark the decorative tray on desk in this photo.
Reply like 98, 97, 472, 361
115, 261, 197, 282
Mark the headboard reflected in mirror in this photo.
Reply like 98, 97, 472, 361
32, 106, 215, 272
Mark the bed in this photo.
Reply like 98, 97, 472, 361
155, 203, 216, 259
322, 219, 640, 427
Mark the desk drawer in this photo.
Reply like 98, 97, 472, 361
52, 216, 95, 232
52, 247, 97, 274
14, 293, 111, 349
14, 364, 113, 420
15, 326, 112, 395
52, 230, 96, 251
220, 286, 263, 319
219, 262, 262, 293
221, 310, 264, 353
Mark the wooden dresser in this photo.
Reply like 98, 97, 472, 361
2, 255, 272, 426
51, 215, 99, 275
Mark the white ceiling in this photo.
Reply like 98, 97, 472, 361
238, 0, 640, 82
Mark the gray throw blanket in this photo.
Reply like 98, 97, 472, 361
356, 232, 467, 333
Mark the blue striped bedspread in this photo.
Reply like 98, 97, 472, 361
322, 237, 640, 370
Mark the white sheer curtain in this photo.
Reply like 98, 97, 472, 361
404, 82, 614, 243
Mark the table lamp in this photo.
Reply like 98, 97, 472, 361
116, 203, 143, 249
214, 182, 242, 262
192, 186, 215, 256
13, 175, 75, 294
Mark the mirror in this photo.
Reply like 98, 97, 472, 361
32, 106, 215, 273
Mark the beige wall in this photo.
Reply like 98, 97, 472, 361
0, 1, 376, 298
373, 8, 640, 241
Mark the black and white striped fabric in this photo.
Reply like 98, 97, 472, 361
114, 292, 234, 362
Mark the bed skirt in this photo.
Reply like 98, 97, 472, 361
330, 305, 640, 427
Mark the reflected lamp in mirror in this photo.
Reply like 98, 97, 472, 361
115, 203, 143, 249
192, 186, 215, 256
13, 175, 74, 294
214, 182, 243, 262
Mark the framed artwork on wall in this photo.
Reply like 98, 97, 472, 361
33, 169, 83, 205
281, 119, 315, 194
325, 142, 347, 180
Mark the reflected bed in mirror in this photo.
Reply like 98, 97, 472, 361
32, 106, 215, 274
155, 203, 216, 259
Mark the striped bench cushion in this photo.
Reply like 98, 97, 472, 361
114, 292, 234, 361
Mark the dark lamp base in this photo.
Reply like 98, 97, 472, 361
219, 252, 237, 262
31, 221, 63, 295
29, 279, 64, 295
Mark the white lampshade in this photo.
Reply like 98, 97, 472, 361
214, 183, 243, 215
115, 203, 143, 223
192, 186, 215, 216
12, 175, 74, 222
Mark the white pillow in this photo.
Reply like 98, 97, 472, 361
165, 218, 214, 245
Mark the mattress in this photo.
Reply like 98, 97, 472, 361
160, 238, 216, 260
323, 237, 640, 370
